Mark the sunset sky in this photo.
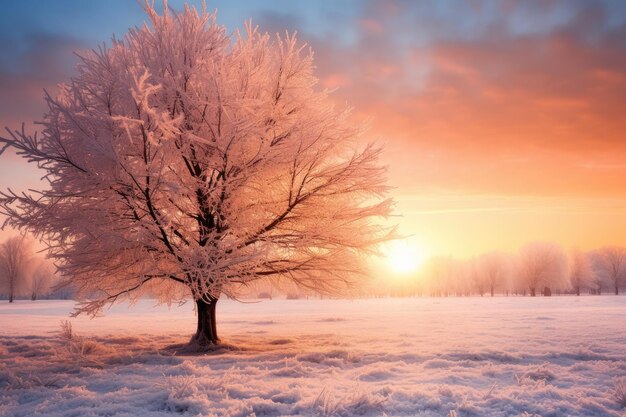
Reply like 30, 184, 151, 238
1, 0, 626, 259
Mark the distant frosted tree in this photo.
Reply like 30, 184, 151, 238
598, 246, 626, 295
0, 4, 393, 347
424, 256, 458, 297
517, 242, 568, 296
568, 248, 595, 296
30, 260, 56, 301
468, 258, 486, 296
588, 250, 608, 294
452, 259, 471, 296
478, 251, 509, 297
0, 236, 32, 302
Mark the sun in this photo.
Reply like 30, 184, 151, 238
385, 240, 427, 275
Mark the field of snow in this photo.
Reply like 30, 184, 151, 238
1, 297, 626, 417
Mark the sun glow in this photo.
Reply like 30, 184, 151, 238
385, 240, 427, 275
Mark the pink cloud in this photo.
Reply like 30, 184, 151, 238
359, 18, 384, 34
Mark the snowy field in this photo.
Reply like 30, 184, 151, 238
2, 297, 626, 417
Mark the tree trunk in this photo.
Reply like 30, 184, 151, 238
490, 286, 494, 297
576, 286, 580, 296
8, 294, 13, 303
615, 285, 619, 295
31, 293, 37, 301
191, 297, 219, 347
543, 286, 551, 296
530, 287, 536, 297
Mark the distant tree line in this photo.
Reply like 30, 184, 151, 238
365, 242, 626, 298
3, 235, 625, 301
0, 235, 70, 302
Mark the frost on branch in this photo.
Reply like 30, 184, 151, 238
0, 2, 394, 320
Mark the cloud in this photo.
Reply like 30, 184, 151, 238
254, 10, 304, 35
298, 0, 626, 197
2, 2, 626, 199
0, 33, 86, 130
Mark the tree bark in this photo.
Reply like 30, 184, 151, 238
191, 297, 219, 347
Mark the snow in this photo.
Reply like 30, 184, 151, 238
1, 296, 626, 416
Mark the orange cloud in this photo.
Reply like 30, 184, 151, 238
309, 17, 626, 198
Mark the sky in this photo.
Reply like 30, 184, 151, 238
1, 0, 626, 259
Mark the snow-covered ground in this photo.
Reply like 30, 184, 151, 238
1, 297, 626, 416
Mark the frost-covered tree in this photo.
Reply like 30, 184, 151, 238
598, 246, 626, 295
0, 235, 32, 302
468, 257, 486, 296
451, 259, 472, 296
588, 250, 608, 294
424, 256, 458, 297
30, 260, 56, 301
517, 242, 568, 296
0, 4, 393, 346
568, 248, 595, 296
478, 251, 509, 297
